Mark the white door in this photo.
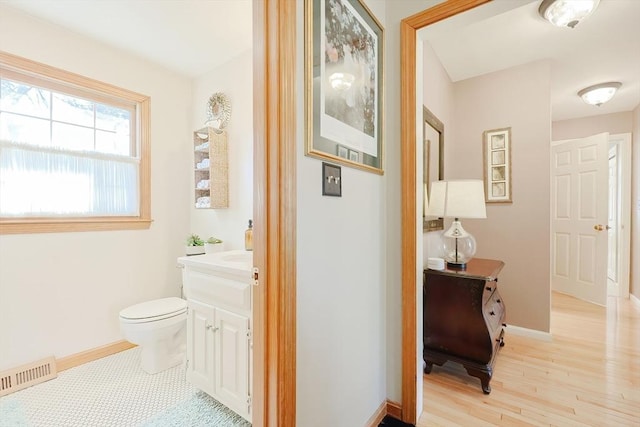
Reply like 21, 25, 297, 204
607, 145, 619, 295
551, 133, 608, 306
215, 307, 250, 420
186, 299, 216, 395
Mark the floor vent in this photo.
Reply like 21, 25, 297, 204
0, 356, 57, 397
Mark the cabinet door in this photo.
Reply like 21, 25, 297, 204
186, 299, 215, 396
215, 307, 250, 419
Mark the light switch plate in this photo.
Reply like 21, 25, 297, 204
322, 162, 341, 197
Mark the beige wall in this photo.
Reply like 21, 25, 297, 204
552, 112, 634, 141
0, 6, 192, 370
450, 60, 552, 332
632, 105, 640, 300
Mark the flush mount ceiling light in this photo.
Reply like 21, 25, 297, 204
538, 0, 599, 28
578, 82, 622, 106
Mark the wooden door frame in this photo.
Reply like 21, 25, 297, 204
399, 1, 490, 423
253, 0, 297, 426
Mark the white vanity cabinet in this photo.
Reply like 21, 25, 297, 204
178, 251, 252, 422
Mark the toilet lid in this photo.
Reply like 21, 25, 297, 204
119, 297, 186, 320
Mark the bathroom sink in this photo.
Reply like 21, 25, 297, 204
178, 250, 253, 282
219, 252, 252, 263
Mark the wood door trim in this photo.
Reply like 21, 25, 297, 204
253, 0, 297, 426
400, 0, 491, 423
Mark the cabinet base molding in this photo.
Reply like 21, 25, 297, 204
56, 340, 136, 372
505, 325, 552, 342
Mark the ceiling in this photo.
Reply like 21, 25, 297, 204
1, 0, 253, 78
2, 0, 638, 121
420, 0, 640, 121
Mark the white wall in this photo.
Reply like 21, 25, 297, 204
0, 6, 192, 370
190, 50, 253, 250
450, 60, 552, 332
295, 0, 391, 424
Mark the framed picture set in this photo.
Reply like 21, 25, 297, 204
482, 127, 512, 203
305, 0, 384, 175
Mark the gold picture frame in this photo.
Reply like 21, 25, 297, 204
483, 127, 512, 203
304, 0, 384, 174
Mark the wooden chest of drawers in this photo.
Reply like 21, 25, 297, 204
423, 258, 506, 394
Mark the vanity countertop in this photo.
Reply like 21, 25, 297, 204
178, 250, 252, 282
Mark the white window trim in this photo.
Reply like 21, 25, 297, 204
0, 51, 151, 234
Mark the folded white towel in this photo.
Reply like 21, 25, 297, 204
196, 179, 210, 189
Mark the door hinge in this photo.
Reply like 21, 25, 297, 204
252, 267, 259, 286
247, 396, 252, 408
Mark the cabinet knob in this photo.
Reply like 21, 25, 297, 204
206, 324, 219, 332
496, 299, 501, 303
485, 286, 492, 291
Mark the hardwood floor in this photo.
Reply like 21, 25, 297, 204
417, 292, 639, 426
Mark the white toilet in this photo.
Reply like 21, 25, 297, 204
119, 297, 187, 374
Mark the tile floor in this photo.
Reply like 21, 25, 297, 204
0, 347, 250, 427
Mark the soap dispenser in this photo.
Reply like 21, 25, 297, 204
245, 219, 253, 251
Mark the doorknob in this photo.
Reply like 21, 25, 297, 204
594, 224, 611, 231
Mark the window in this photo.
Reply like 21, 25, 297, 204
0, 51, 151, 234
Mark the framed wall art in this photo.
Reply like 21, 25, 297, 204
482, 127, 512, 203
305, 0, 384, 174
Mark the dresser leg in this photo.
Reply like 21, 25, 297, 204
464, 366, 492, 394
424, 361, 433, 374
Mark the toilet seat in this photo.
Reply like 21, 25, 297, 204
119, 297, 187, 324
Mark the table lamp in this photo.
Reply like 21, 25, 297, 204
426, 180, 487, 269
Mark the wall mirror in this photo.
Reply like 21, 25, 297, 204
423, 105, 444, 232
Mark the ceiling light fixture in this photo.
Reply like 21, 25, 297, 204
538, 0, 600, 28
577, 82, 622, 106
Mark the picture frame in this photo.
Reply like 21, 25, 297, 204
305, 0, 384, 175
483, 127, 512, 203
322, 162, 342, 197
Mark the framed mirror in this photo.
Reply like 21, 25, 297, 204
423, 105, 444, 232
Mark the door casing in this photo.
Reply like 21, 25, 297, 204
400, 0, 491, 423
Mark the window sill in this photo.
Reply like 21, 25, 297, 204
0, 217, 153, 234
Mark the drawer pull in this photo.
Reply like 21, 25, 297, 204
206, 324, 219, 332
485, 286, 492, 291
496, 299, 501, 303
489, 311, 495, 316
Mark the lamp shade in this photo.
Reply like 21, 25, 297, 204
426, 180, 487, 219
427, 180, 487, 269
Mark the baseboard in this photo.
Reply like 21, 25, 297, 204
365, 400, 387, 427
631, 293, 640, 311
386, 400, 402, 420
505, 324, 552, 342
56, 340, 136, 372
